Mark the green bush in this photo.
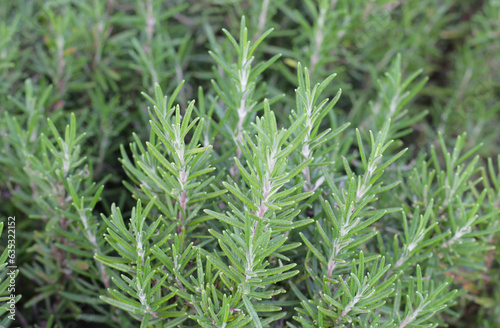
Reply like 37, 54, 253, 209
1, 1, 499, 327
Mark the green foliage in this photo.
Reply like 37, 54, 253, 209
1, 1, 499, 327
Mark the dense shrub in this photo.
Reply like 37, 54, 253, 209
1, 1, 499, 327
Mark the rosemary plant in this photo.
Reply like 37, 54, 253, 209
1, 1, 500, 327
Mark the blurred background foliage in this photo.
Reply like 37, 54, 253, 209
0, 0, 499, 326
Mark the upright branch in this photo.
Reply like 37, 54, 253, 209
121, 83, 223, 234
210, 16, 281, 176
203, 101, 314, 327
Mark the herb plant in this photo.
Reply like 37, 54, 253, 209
1, 1, 499, 327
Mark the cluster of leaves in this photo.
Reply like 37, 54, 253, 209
1, 1, 500, 327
